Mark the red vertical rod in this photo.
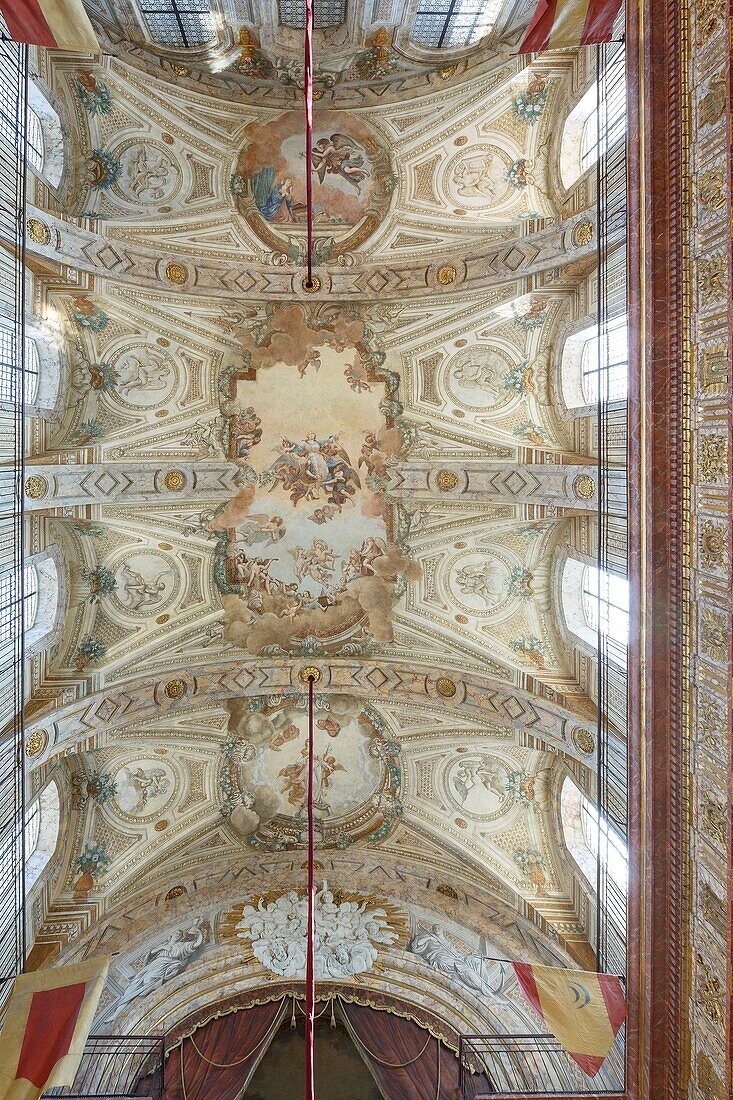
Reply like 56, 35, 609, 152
304, 0, 314, 285
305, 675, 316, 1100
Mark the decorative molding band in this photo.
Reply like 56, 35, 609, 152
23, 462, 246, 510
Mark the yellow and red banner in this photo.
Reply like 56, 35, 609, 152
0, 0, 99, 52
0, 958, 109, 1100
519, 0, 623, 53
512, 963, 626, 1076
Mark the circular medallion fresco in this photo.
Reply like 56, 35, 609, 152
444, 346, 515, 413
111, 141, 182, 207
109, 346, 176, 409
112, 552, 178, 617
112, 758, 175, 819
234, 110, 393, 261
445, 754, 513, 820
448, 550, 512, 616
445, 145, 514, 212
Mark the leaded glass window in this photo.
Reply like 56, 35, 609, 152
412, 0, 502, 48
140, 0, 216, 47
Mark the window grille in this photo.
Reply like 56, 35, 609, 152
140, 0, 215, 47
278, 0, 347, 28
580, 51, 626, 172
0, 82, 42, 170
582, 565, 629, 667
412, 0, 502, 48
0, 329, 39, 405
0, 30, 29, 993
581, 318, 628, 403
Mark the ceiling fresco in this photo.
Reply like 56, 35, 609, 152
24, 5, 606, 1041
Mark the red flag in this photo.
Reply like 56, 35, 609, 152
519, 0, 623, 53
0, 958, 109, 1100
0, 0, 99, 51
512, 963, 626, 1076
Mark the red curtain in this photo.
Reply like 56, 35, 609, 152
341, 1002, 493, 1099
162, 1000, 284, 1100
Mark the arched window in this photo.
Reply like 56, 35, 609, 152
582, 564, 629, 664
561, 318, 628, 409
0, 325, 41, 406
580, 318, 628, 404
561, 557, 629, 665
24, 554, 60, 656
141, 0, 216, 46
24, 564, 38, 632
0, 566, 38, 645
411, 0, 502, 48
25, 780, 60, 890
560, 53, 626, 188
561, 776, 628, 893
26, 84, 64, 188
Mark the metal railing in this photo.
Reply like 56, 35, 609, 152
459, 29, 629, 1100
0, 22, 28, 1007
594, 35, 628, 993
460, 1034, 625, 1097
41, 1036, 165, 1099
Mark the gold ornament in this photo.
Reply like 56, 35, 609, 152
437, 264, 457, 285
163, 470, 185, 491
700, 345, 728, 392
436, 470, 459, 492
696, 954, 725, 1025
25, 475, 48, 500
299, 665, 322, 684
701, 608, 728, 662
435, 677, 457, 698
156, 614, 170, 624
439, 65, 458, 79
572, 727, 595, 756
238, 26, 257, 59
170, 64, 189, 76
165, 262, 188, 285
573, 474, 596, 500
573, 220, 594, 246
699, 434, 728, 483
27, 218, 51, 245
164, 679, 186, 699
698, 254, 727, 304
26, 729, 48, 757
302, 275, 322, 293
155, 819, 169, 831
700, 519, 726, 569
436, 883, 459, 900
701, 791, 727, 846
165, 885, 186, 900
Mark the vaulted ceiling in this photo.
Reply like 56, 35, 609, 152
25, 0, 604, 1039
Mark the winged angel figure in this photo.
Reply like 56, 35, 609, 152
267, 433, 360, 508
311, 133, 370, 193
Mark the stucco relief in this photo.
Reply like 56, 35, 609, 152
112, 759, 175, 819
112, 552, 177, 617
228, 884, 402, 980
112, 141, 182, 207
